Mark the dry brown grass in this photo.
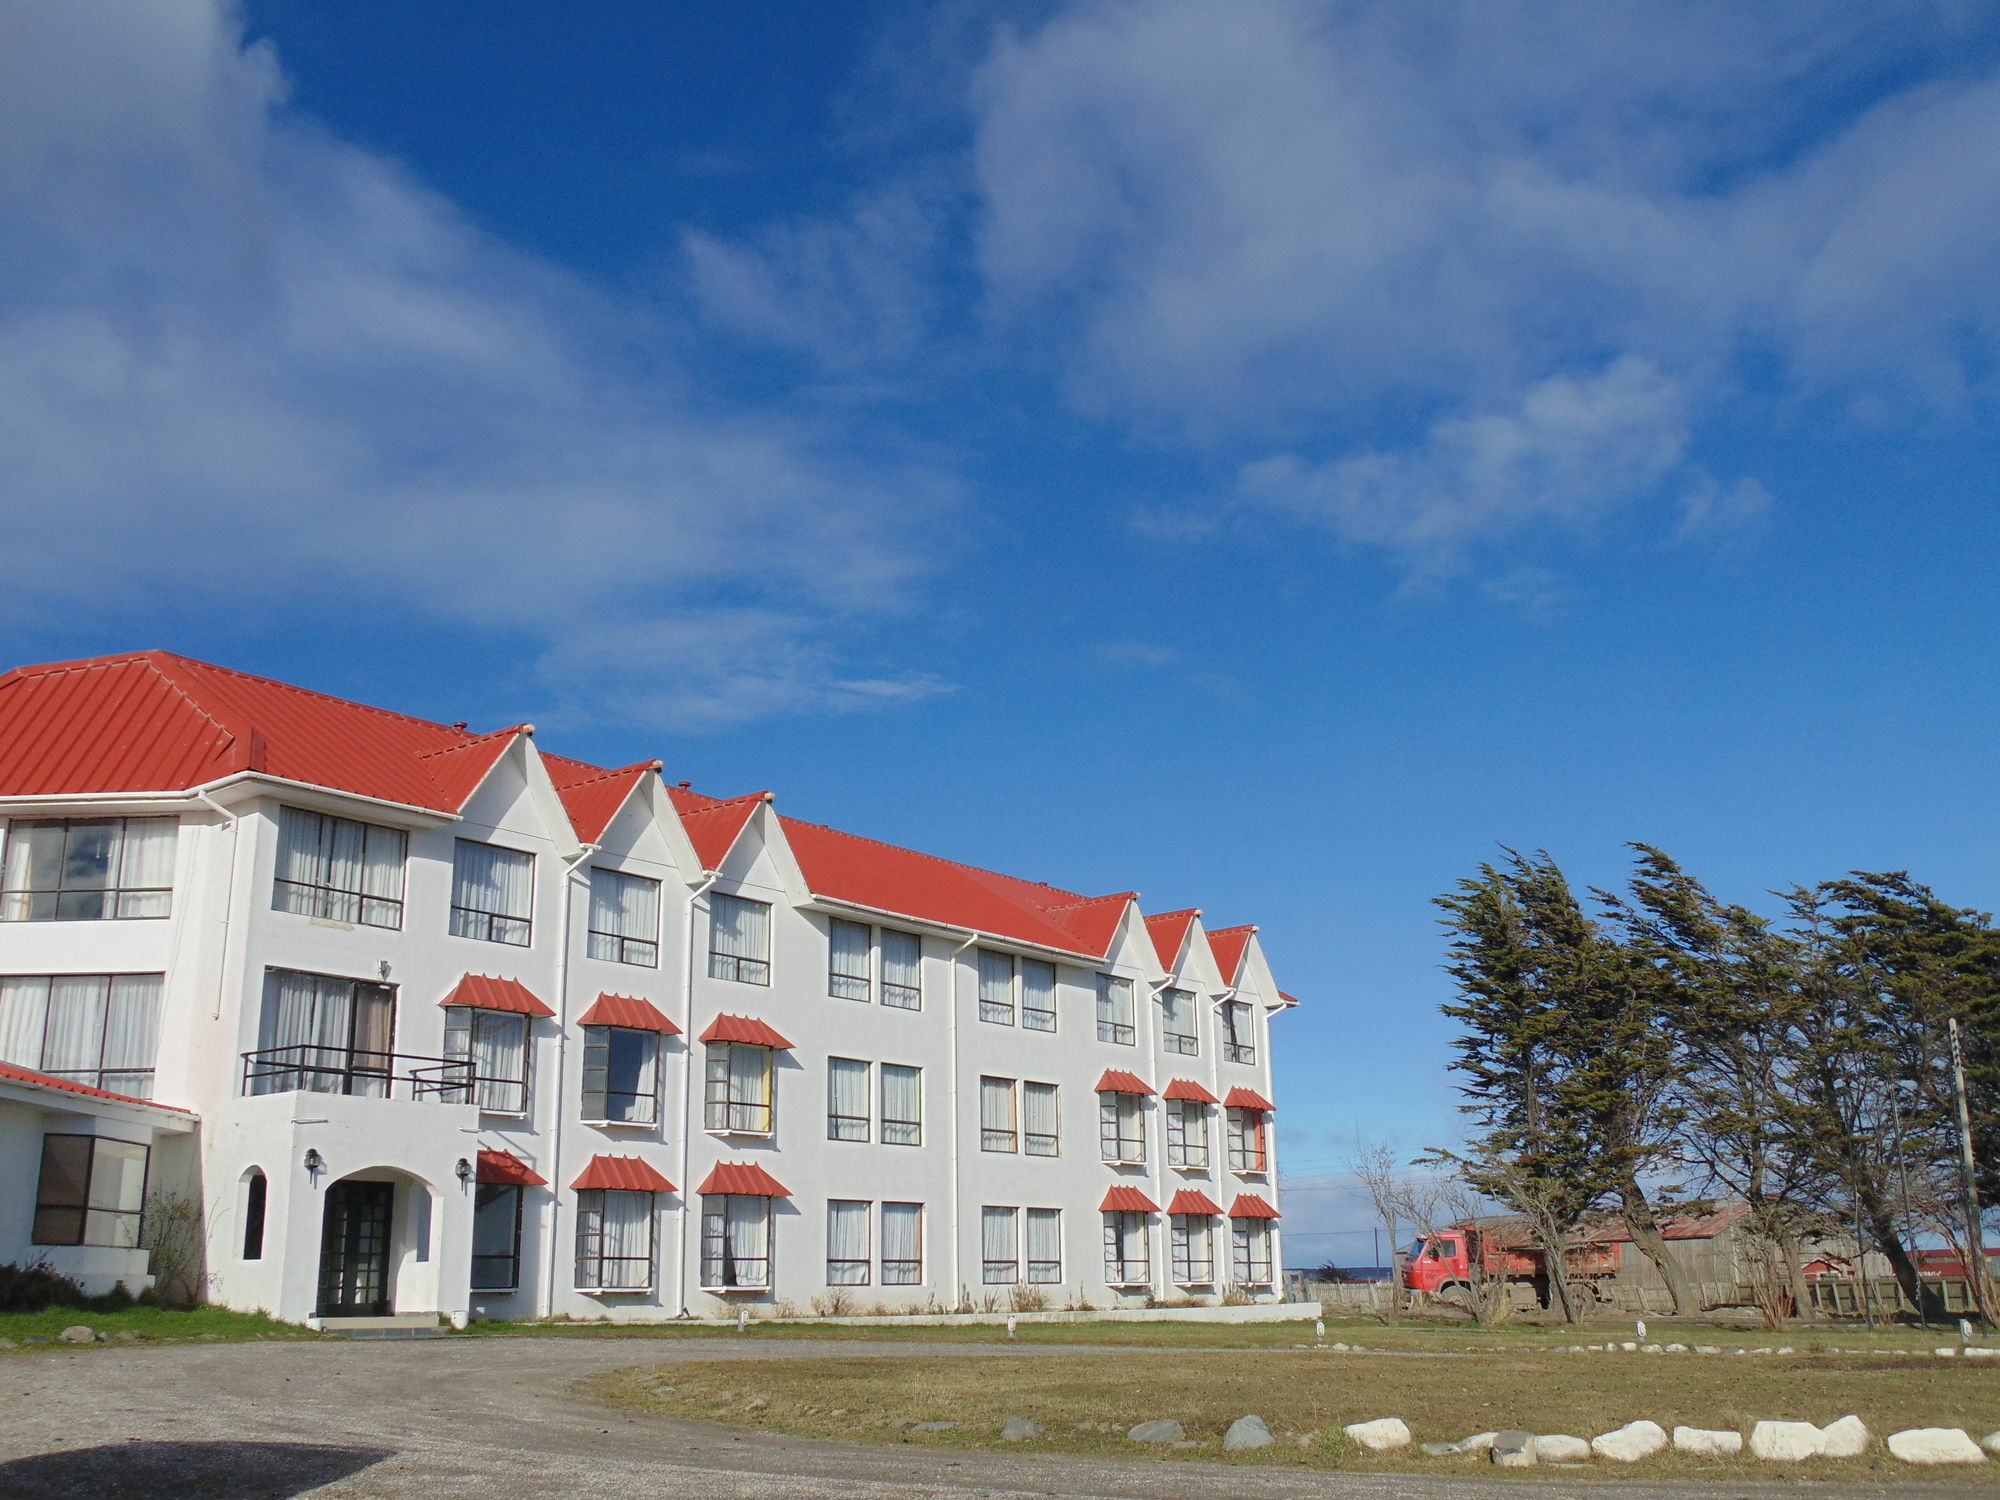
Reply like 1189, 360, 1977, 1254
584, 1348, 2000, 1483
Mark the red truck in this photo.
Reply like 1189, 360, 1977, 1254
1402, 1224, 1623, 1308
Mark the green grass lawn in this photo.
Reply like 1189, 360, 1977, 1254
0, 1304, 317, 1348
585, 1347, 2000, 1483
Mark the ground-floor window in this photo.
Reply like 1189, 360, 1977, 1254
241, 1170, 267, 1260
473, 1183, 524, 1291
882, 1201, 923, 1284
981, 1205, 1018, 1283
1102, 1210, 1150, 1286
701, 1193, 773, 1289
575, 1188, 654, 1291
33, 1134, 149, 1247
1232, 1219, 1273, 1284
826, 1198, 870, 1285
1026, 1206, 1063, 1283
1171, 1214, 1214, 1284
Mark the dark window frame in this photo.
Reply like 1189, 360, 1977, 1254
33, 1132, 150, 1248
472, 1182, 525, 1292
0, 816, 177, 923
586, 867, 661, 967
271, 807, 406, 929
241, 1171, 268, 1260
580, 1024, 660, 1125
574, 1187, 655, 1291
449, 838, 536, 947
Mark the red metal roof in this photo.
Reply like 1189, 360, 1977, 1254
1095, 1069, 1154, 1096
698, 1014, 792, 1048
1206, 925, 1255, 984
1224, 1086, 1275, 1112
1228, 1193, 1280, 1219
668, 786, 768, 870
0, 1060, 192, 1114
576, 994, 680, 1033
571, 1154, 675, 1192
1145, 909, 1199, 970
1100, 1186, 1159, 1212
697, 1161, 790, 1196
438, 975, 554, 1017
1168, 1189, 1223, 1216
545, 755, 661, 844
779, 812, 1138, 959
1161, 1078, 1218, 1103
475, 1148, 546, 1186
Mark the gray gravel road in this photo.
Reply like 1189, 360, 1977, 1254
0, 1336, 1950, 1499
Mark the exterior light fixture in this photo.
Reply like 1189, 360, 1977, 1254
454, 1157, 473, 1183
303, 1148, 325, 1173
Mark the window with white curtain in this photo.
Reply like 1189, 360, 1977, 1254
882, 1201, 923, 1284
1096, 974, 1135, 1045
0, 974, 163, 1098
708, 894, 771, 984
1232, 1219, 1273, 1284
1172, 1215, 1214, 1283
704, 1042, 773, 1132
880, 1063, 921, 1145
880, 929, 921, 1009
981, 1205, 1018, 1284
581, 1026, 659, 1123
1222, 1000, 1257, 1064
1, 817, 176, 922
252, 968, 395, 1097
1022, 1081, 1059, 1156
587, 868, 659, 966
450, 840, 534, 946
1160, 987, 1197, 1054
701, 1194, 773, 1288
574, 1188, 654, 1290
1020, 959, 1057, 1032
828, 918, 871, 1001
1026, 1207, 1062, 1283
827, 1057, 870, 1141
1099, 1090, 1146, 1163
1103, 1211, 1150, 1285
976, 949, 1015, 1025
826, 1198, 870, 1285
443, 1008, 529, 1113
979, 1076, 1016, 1152
1167, 1099, 1209, 1168
272, 807, 405, 928
33, 1134, 149, 1247
1227, 1107, 1268, 1171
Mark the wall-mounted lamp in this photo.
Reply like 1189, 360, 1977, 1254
303, 1148, 325, 1174
454, 1157, 473, 1183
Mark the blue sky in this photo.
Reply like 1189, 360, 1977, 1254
4, 1, 1999, 1267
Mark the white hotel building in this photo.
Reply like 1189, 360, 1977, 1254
0, 652, 1293, 1326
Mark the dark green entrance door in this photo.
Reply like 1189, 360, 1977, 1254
317, 1180, 394, 1316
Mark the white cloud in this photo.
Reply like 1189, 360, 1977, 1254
0, 2, 953, 728
966, 0, 2000, 560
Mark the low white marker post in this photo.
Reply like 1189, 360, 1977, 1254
1315, 1319, 1326, 1343
737, 1307, 748, 1334
1006, 1315, 1017, 1339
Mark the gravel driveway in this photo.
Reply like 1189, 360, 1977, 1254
0, 1337, 1950, 1499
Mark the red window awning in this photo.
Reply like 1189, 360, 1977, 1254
1095, 1068, 1155, 1096
475, 1148, 546, 1186
577, 994, 681, 1033
1229, 1193, 1280, 1219
438, 974, 554, 1017
1099, 1186, 1158, 1213
1167, 1188, 1223, 1216
1162, 1078, 1218, 1103
698, 1014, 793, 1049
698, 1161, 791, 1197
1223, 1086, 1275, 1112
571, 1154, 675, 1193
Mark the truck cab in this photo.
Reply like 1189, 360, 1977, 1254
1402, 1232, 1469, 1292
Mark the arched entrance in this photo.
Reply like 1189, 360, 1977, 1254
315, 1168, 437, 1319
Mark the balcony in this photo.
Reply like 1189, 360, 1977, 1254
241, 1045, 499, 1106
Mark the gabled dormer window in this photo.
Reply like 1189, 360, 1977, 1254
1221, 999, 1257, 1064
1160, 987, 1197, 1055
1096, 974, 1135, 1046
587, 868, 660, 967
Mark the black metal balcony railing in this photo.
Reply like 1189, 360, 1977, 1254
242, 1044, 483, 1104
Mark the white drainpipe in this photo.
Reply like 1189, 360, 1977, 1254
944, 931, 976, 1309
674, 870, 720, 1316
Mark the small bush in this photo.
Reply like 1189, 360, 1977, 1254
0, 1261, 89, 1313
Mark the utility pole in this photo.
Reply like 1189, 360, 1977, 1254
1947, 1018, 1991, 1327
